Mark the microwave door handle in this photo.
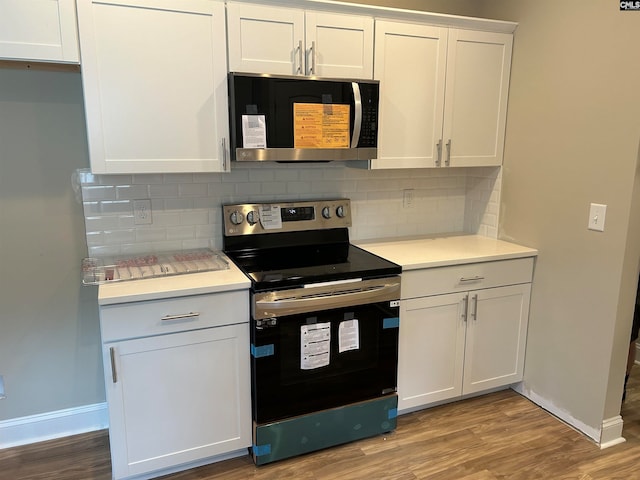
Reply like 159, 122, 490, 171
350, 82, 362, 148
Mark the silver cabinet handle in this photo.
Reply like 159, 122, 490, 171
296, 40, 303, 74
461, 295, 468, 322
470, 294, 478, 321
308, 40, 316, 75
436, 139, 442, 167
109, 347, 117, 384
445, 139, 452, 166
459, 276, 485, 283
350, 82, 362, 148
221, 137, 227, 171
161, 312, 200, 321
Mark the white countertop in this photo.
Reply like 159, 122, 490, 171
98, 252, 250, 306
356, 234, 538, 270
97, 237, 537, 304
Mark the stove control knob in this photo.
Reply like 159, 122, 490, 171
230, 210, 244, 225
322, 206, 332, 219
336, 205, 346, 218
246, 210, 258, 225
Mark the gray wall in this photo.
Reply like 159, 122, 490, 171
0, 67, 104, 420
480, 0, 640, 439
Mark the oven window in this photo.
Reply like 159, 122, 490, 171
251, 300, 398, 424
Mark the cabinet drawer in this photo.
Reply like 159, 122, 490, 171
401, 258, 534, 299
100, 290, 249, 342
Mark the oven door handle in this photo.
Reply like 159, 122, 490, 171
253, 280, 400, 319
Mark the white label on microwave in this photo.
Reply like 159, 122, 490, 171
241, 114, 267, 148
338, 319, 359, 353
258, 205, 282, 230
301, 322, 331, 370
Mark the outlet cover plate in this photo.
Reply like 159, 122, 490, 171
133, 199, 153, 225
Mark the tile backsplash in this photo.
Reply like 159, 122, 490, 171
76, 163, 501, 257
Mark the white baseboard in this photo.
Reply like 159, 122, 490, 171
514, 384, 627, 448
513, 383, 601, 442
0, 402, 108, 449
600, 415, 626, 449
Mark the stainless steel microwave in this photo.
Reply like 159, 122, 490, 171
228, 73, 379, 162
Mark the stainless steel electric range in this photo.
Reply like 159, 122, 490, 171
222, 199, 401, 465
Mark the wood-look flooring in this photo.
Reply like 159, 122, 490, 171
5, 369, 640, 480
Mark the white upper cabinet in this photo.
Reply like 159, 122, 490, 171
77, 0, 230, 174
226, 2, 374, 79
372, 21, 447, 169
0, 0, 79, 63
444, 29, 513, 168
371, 20, 513, 169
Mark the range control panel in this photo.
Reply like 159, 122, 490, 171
223, 199, 352, 236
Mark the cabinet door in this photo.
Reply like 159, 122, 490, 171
227, 2, 304, 75
77, 0, 230, 174
104, 324, 251, 480
443, 29, 513, 167
397, 292, 466, 412
462, 283, 531, 395
0, 0, 79, 63
305, 11, 373, 79
371, 20, 447, 169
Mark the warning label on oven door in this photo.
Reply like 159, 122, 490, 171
301, 322, 331, 370
339, 319, 359, 353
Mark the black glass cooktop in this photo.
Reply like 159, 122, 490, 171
226, 243, 400, 292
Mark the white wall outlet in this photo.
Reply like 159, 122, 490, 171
588, 203, 607, 232
403, 189, 415, 209
0, 375, 6, 399
133, 199, 153, 225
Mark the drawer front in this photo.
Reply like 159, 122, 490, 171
401, 258, 534, 299
100, 290, 249, 342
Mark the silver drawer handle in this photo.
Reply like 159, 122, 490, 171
161, 312, 200, 321
459, 276, 485, 283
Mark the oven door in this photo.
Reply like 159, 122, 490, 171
250, 277, 400, 424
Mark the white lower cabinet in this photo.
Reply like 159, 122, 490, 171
397, 259, 532, 412
100, 290, 251, 480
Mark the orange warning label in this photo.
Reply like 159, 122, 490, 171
294, 103, 350, 148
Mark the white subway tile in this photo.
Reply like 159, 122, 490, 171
261, 182, 287, 195
79, 164, 503, 253
99, 174, 132, 185
151, 211, 181, 227
236, 182, 261, 196
149, 183, 179, 198
164, 173, 194, 184
116, 185, 149, 200
85, 216, 119, 232
165, 198, 194, 210
82, 185, 115, 201
103, 229, 136, 245
166, 226, 196, 241
179, 183, 208, 197
180, 210, 209, 226
132, 174, 164, 185
135, 228, 167, 242
100, 200, 131, 214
